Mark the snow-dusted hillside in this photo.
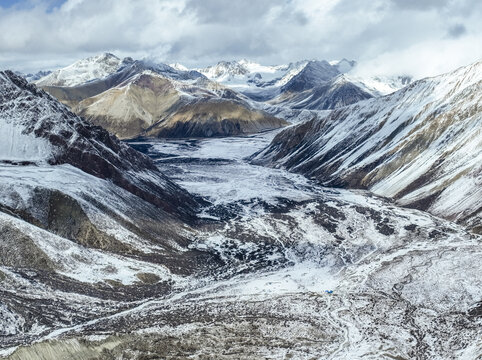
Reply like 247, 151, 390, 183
252, 60, 482, 231
34, 53, 125, 87
75, 70, 286, 139
0, 70, 222, 353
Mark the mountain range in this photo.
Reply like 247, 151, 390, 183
33, 54, 287, 139
29, 53, 414, 140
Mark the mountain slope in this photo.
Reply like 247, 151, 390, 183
0, 70, 200, 217
0, 70, 224, 346
252, 61, 482, 231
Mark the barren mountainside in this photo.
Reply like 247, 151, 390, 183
74, 71, 287, 139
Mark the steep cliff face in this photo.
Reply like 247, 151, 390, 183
252, 61, 482, 230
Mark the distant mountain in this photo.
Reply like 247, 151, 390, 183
33, 54, 416, 138
198, 59, 309, 91
35, 53, 126, 87
349, 74, 413, 96
74, 70, 287, 139
169, 62, 189, 71
198, 58, 399, 110
331, 58, 357, 73
15, 70, 52, 82
269, 61, 374, 109
252, 60, 482, 232
271, 74, 373, 110
280, 60, 341, 93
200, 60, 250, 81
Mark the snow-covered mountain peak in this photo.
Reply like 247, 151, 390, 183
280, 60, 341, 92
35, 52, 124, 87
169, 62, 188, 71
199, 60, 249, 81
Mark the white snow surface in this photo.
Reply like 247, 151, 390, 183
0, 121, 54, 162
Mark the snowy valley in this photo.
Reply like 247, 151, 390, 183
0, 51, 481, 360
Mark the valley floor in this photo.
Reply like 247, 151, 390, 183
2, 131, 481, 359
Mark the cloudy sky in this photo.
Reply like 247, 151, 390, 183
1, 0, 481, 78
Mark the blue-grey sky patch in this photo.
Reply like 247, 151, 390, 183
447, 23, 467, 38
390, 0, 451, 11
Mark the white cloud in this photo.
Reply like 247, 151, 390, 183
0, 0, 481, 78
